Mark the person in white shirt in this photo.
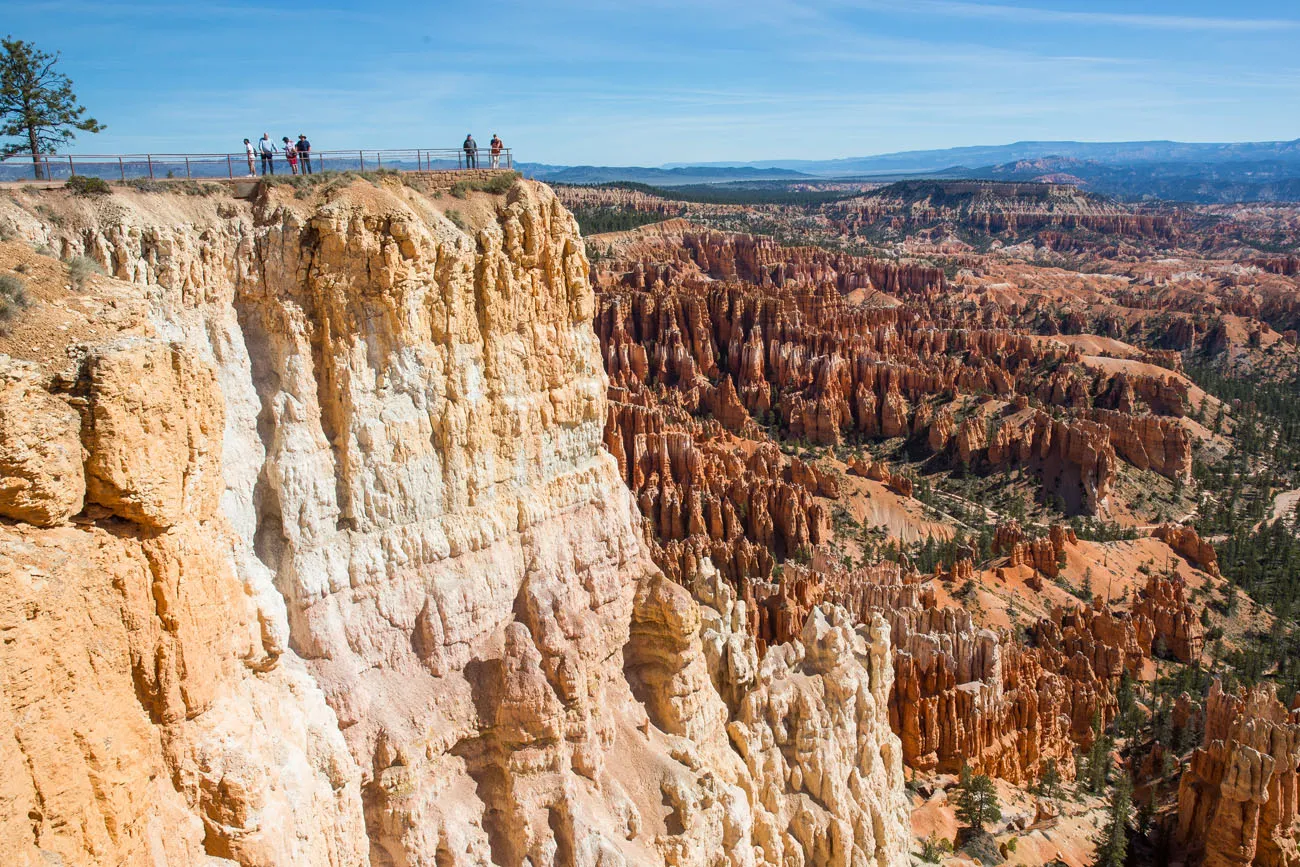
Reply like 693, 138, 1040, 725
258, 133, 277, 175
243, 138, 255, 177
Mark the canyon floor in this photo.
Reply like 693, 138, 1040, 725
1, 172, 1298, 866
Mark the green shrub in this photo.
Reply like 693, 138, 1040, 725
918, 834, 953, 863
451, 171, 520, 198
66, 255, 104, 291
0, 273, 30, 327
65, 175, 112, 197
444, 209, 468, 231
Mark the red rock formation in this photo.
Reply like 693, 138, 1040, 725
1154, 524, 1222, 577
993, 521, 1076, 579
1134, 572, 1206, 663
1177, 682, 1300, 867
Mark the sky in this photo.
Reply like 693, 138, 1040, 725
4, 0, 1299, 165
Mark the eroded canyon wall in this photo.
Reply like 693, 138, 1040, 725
0, 179, 911, 866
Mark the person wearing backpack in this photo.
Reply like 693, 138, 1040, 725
282, 137, 298, 174
490, 134, 503, 169
463, 133, 477, 169
258, 133, 276, 175
296, 135, 313, 174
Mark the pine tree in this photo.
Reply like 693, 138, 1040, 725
1094, 773, 1134, 867
0, 38, 104, 179
1080, 710, 1114, 794
954, 765, 1002, 835
1034, 758, 1064, 800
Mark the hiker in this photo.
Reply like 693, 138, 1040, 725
258, 133, 276, 175
296, 135, 313, 174
282, 137, 298, 174
490, 134, 503, 169
243, 138, 256, 177
463, 133, 477, 169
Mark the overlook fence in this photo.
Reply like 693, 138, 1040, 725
0, 147, 514, 182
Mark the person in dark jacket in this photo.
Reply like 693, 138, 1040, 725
463, 134, 477, 169
296, 135, 313, 174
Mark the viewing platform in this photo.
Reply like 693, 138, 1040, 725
0, 147, 514, 184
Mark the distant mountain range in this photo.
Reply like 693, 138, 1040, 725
525, 139, 1300, 202
518, 164, 813, 186
663, 139, 1300, 177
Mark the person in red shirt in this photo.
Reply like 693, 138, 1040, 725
282, 137, 298, 174
490, 134, 504, 169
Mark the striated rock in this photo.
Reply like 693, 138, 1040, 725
1177, 682, 1300, 867
0, 348, 366, 865
0, 356, 84, 525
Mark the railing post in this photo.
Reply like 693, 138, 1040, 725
119, 157, 125, 181
185, 157, 192, 180
147, 155, 154, 180
68, 154, 76, 177
359, 150, 364, 171
377, 152, 382, 169
227, 154, 233, 179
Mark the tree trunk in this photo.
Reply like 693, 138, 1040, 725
28, 125, 42, 180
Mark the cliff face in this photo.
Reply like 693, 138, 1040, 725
0, 180, 910, 866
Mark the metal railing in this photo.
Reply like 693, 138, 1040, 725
0, 147, 513, 182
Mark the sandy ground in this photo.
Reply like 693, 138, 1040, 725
0, 239, 150, 371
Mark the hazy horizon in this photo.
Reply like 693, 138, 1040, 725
5, 0, 1299, 165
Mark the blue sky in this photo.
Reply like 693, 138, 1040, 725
5, 0, 1298, 164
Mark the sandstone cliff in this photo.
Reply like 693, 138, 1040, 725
0, 179, 910, 866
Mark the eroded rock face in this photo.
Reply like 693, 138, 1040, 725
77, 338, 226, 530
0, 181, 912, 867
0, 357, 84, 525
0, 344, 365, 866
1177, 682, 1300, 867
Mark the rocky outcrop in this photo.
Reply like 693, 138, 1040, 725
1177, 682, 1300, 867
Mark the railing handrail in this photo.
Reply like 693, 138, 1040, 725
0, 146, 515, 181
0, 146, 511, 160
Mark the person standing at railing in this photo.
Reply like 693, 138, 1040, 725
463, 133, 478, 169
490, 134, 503, 169
243, 139, 256, 177
297, 135, 313, 174
282, 137, 298, 174
258, 133, 276, 175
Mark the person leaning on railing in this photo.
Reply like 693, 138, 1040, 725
282, 137, 298, 174
490, 134, 503, 169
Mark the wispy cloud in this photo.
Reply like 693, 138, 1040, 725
852, 0, 1300, 32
